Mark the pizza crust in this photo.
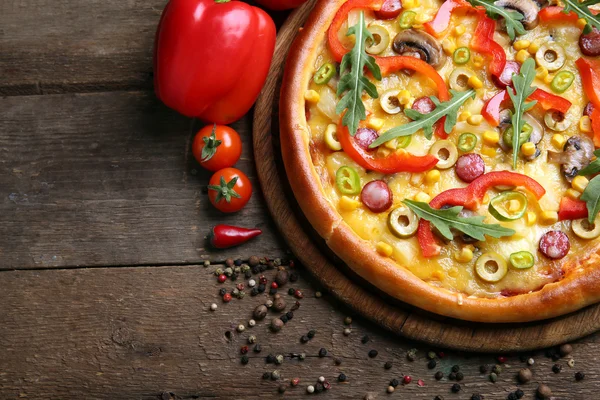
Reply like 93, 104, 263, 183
279, 0, 600, 322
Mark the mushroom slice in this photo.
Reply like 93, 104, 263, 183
494, 0, 541, 30
548, 136, 595, 182
392, 29, 444, 69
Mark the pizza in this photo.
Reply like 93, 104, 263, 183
280, 0, 600, 322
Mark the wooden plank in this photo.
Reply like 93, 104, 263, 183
0, 265, 597, 399
0, 92, 287, 269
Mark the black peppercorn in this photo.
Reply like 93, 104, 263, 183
308, 330, 316, 339
434, 396, 445, 400
479, 364, 489, 374
315, 383, 324, 393
552, 364, 562, 373
390, 379, 399, 388
257, 284, 266, 293
266, 354, 275, 363
269, 288, 277, 295
251, 287, 259, 296
219, 288, 227, 296
286, 311, 293, 320
507, 392, 517, 400
361, 335, 370, 344
335, 358, 342, 366
319, 348, 327, 357
262, 372, 270, 380
231, 272, 238, 281
241, 355, 249, 365
300, 335, 309, 344
492, 365, 502, 374
368, 350, 378, 358
428, 359, 437, 369
515, 389, 524, 399
384, 361, 393, 370
244, 270, 252, 279
451, 383, 461, 393
456, 372, 464, 381
575, 371, 585, 381
471, 395, 483, 400
278, 385, 286, 394
288, 288, 295, 295
280, 315, 288, 323
254, 344, 262, 353
448, 372, 457, 381
435, 371, 444, 380
251, 266, 260, 274
451, 365, 460, 373
338, 373, 347, 382
289, 272, 299, 282
234, 259, 242, 266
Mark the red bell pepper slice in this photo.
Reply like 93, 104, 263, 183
417, 171, 546, 257
377, 56, 450, 138
327, 0, 384, 63
337, 121, 439, 173
423, 0, 472, 38
481, 89, 572, 127
558, 197, 588, 221
471, 13, 507, 80
539, 6, 579, 24
591, 108, 600, 147
576, 58, 600, 146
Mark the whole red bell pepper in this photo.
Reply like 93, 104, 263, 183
417, 171, 546, 257
471, 13, 507, 81
254, 0, 308, 10
154, 0, 276, 124
558, 197, 588, 221
208, 224, 262, 249
424, 0, 472, 38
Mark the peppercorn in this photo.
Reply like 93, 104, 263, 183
361, 335, 370, 344
537, 384, 552, 399
271, 282, 278, 290
323, 381, 331, 390
291, 301, 301, 311
275, 270, 289, 286
568, 359, 575, 368
278, 385, 286, 394
237, 290, 245, 299
344, 316, 352, 325
448, 372, 457, 381
266, 354, 275, 363
575, 371, 585, 381
471, 395, 483, 400
318, 376, 325, 383
288, 288, 295, 295
527, 358, 535, 366
300, 335, 309, 344
257, 284, 266, 293
343, 328, 351, 336
253, 344, 262, 353
265, 299, 273, 308
267, 261, 275, 270
435, 371, 444, 380
451, 383, 461, 393
517, 368, 532, 383
217, 274, 227, 283
406, 349, 417, 361
434, 396, 444, 400
306, 385, 315, 394
384, 361, 393, 370
403, 376, 412, 385
294, 289, 303, 299
307, 330, 316, 339
428, 360, 437, 369
315, 383, 324, 393
250, 287, 259, 296
224, 267, 233, 277
289, 272, 299, 282
222, 293, 231, 302
249, 255, 259, 267
315, 291, 322, 298
210, 303, 217, 311
386, 386, 395, 394
271, 370, 280, 380
240, 345, 249, 354
291, 377, 300, 387
507, 392, 517, 400
299, 353, 306, 360
262, 372, 270, 380
480, 364, 489, 374
492, 365, 502, 374
497, 356, 507, 364
335, 358, 342, 365
489, 373, 497, 383
268, 288, 277, 295
248, 319, 256, 327
338, 373, 347, 382
280, 315, 288, 324
286, 311, 293, 320
244, 270, 251, 278
253, 305, 268, 320
368, 349, 378, 358
225, 258, 234, 268
451, 365, 460, 373
319, 348, 327, 357
456, 372, 464, 381
515, 389, 524, 399
275, 354, 284, 365
390, 379, 399, 388
438, 351, 445, 358
241, 355, 249, 365
270, 318, 284, 332
552, 364, 562, 373
558, 343, 572, 357
427, 351, 437, 360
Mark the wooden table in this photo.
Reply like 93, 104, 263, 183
0, 1, 598, 399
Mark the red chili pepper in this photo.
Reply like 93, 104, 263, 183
327, 0, 384, 63
558, 197, 588, 221
424, 0, 472, 38
153, 0, 276, 124
209, 224, 262, 249
539, 6, 579, 23
471, 13, 507, 81
417, 171, 546, 257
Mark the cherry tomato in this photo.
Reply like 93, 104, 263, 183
208, 168, 252, 213
192, 124, 242, 172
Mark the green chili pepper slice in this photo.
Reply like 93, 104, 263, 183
488, 191, 528, 221
314, 63, 336, 85
550, 70, 575, 94
509, 251, 535, 269
453, 47, 471, 65
502, 123, 532, 148
397, 135, 412, 149
399, 11, 416, 29
457, 132, 477, 152
336, 166, 361, 195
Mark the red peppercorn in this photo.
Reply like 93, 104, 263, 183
294, 290, 304, 299
217, 274, 227, 283
222, 293, 232, 302
497, 356, 507, 363
403, 376, 412, 385
323, 381, 331, 390
271, 282, 279, 289
240, 346, 249, 354
291, 378, 300, 387
289, 260, 295, 268
417, 379, 425, 387
259, 275, 268, 284
438, 351, 445, 358
236, 283, 245, 291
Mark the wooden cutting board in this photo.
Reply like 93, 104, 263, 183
252, 0, 600, 352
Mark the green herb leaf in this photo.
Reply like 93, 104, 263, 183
580, 175, 600, 224
466, 0, 526, 40
563, 0, 600, 34
201, 124, 222, 162
507, 57, 537, 169
578, 149, 600, 176
336, 11, 382, 136
370, 89, 475, 147
403, 199, 515, 241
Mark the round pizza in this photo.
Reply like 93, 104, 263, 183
280, 0, 600, 322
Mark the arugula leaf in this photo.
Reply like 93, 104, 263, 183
466, 0, 526, 40
370, 89, 475, 147
507, 58, 537, 169
403, 200, 516, 241
578, 149, 600, 176
336, 11, 382, 136
563, 0, 600, 34
581, 175, 600, 223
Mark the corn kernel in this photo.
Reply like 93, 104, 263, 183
468, 75, 484, 89
565, 188, 581, 200
551, 134, 566, 149
525, 211, 537, 226
454, 247, 474, 263
431, 270, 444, 280
376, 241, 394, 257
425, 169, 441, 184
467, 115, 483, 126
536, 66, 548, 80
458, 111, 472, 122
454, 24, 466, 36
410, 173, 424, 186
414, 191, 431, 203
539, 211, 558, 226
580, 116, 592, 133
304, 90, 320, 103
544, 74, 553, 84
481, 146, 497, 157
415, 13, 431, 24
398, 90, 412, 105
572, 176, 589, 193
513, 40, 531, 51
402, 0, 419, 8
521, 142, 537, 157
482, 130, 500, 145
448, 267, 459, 277
515, 49, 530, 64
577, 18, 588, 30
367, 117, 384, 131
528, 42, 540, 54
339, 196, 362, 211
442, 38, 457, 56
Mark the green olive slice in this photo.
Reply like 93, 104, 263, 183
572, 216, 600, 240
366, 25, 390, 55
475, 252, 508, 283
380, 89, 402, 114
324, 124, 342, 151
429, 140, 458, 169
388, 206, 418, 238
535, 43, 566, 72
449, 67, 476, 91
